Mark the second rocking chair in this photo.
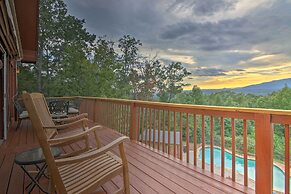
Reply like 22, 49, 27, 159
22, 92, 130, 194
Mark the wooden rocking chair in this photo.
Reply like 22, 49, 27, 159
22, 93, 130, 194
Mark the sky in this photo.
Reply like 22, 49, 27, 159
65, 0, 291, 89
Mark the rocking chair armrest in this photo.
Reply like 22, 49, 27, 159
53, 113, 88, 123
55, 136, 129, 166
56, 118, 88, 130
48, 125, 103, 144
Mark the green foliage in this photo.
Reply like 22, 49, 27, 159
36, 0, 96, 96
94, 36, 120, 98
18, 0, 190, 101
17, 64, 38, 92
158, 62, 191, 102
173, 87, 291, 162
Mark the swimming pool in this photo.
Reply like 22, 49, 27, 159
198, 147, 291, 192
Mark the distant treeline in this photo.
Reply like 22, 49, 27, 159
172, 85, 291, 162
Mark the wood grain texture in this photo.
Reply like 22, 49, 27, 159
0, 119, 254, 194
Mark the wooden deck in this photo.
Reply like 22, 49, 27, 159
0, 120, 254, 194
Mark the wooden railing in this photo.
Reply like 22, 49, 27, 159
72, 96, 290, 194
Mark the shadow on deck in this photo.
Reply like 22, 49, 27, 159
0, 120, 254, 194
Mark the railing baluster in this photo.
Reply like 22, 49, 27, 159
113, 103, 115, 128
111, 103, 114, 130
193, 114, 197, 166
232, 118, 236, 181
106, 102, 109, 126
119, 104, 122, 133
221, 117, 225, 177
124, 105, 126, 134
141, 108, 144, 143
243, 119, 248, 186
125, 105, 130, 136
149, 108, 152, 147
110, 103, 112, 127
101, 103, 103, 125
93, 99, 96, 123
145, 108, 149, 146
174, 112, 177, 158
115, 104, 118, 132
120, 104, 126, 134
210, 116, 214, 173
153, 109, 156, 149
137, 107, 140, 141
202, 115, 205, 169
168, 110, 171, 155
158, 110, 161, 151
163, 110, 166, 152
285, 124, 290, 194
117, 104, 123, 132
180, 112, 183, 160
186, 113, 189, 163
101, 101, 103, 124
112, 103, 114, 128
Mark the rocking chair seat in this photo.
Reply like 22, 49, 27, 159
58, 151, 123, 194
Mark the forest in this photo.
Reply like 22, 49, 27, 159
18, 0, 288, 163
172, 86, 291, 162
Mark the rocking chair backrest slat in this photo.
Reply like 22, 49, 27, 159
22, 93, 67, 193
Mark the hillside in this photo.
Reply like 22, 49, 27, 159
202, 78, 291, 95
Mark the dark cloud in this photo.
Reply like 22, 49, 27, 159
65, 0, 167, 41
159, 18, 270, 51
169, 0, 238, 16
192, 67, 227, 76
64, 0, 291, 75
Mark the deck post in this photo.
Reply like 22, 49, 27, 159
129, 103, 138, 141
93, 99, 97, 123
255, 113, 273, 194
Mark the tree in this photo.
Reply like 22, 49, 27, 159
157, 62, 191, 102
50, 46, 98, 96
134, 59, 162, 100
37, 0, 95, 96
117, 35, 143, 98
191, 85, 203, 104
17, 64, 38, 93
93, 36, 120, 97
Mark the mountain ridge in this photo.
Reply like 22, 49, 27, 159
199, 78, 291, 95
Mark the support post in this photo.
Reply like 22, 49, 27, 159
129, 103, 138, 141
255, 113, 273, 194
93, 99, 97, 123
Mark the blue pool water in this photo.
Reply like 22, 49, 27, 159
199, 147, 291, 192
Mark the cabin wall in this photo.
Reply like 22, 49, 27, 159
8, 60, 16, 129
0, 57, 3, 139
0, 0, 21, 139
0, 0, 38, 139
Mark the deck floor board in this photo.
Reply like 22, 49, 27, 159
0, 120, 254, 194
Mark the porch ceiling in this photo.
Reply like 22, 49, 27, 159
14, 0, 39, 63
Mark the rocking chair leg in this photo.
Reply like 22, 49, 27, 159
123, 168, 130, 194
15, 119, 22, 130
119, 143, 130, 194
48, 172, 56, 194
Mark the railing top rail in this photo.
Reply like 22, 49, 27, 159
51, 96, 291, 117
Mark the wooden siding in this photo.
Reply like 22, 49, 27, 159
0, 59, 3, 139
